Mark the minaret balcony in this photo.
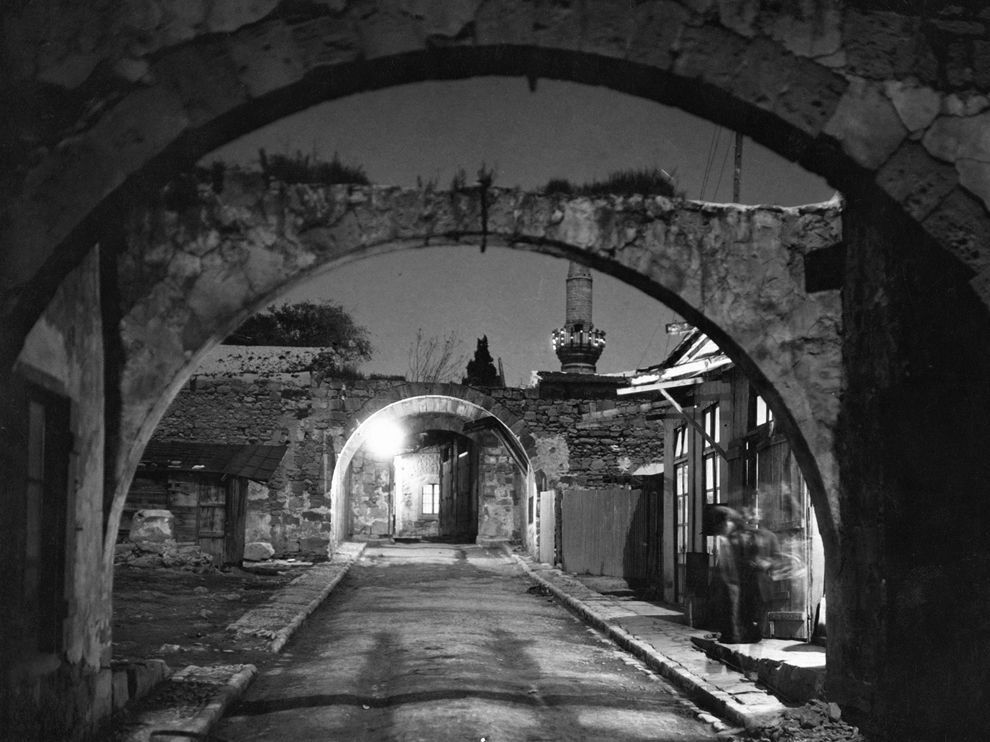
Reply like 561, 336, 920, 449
552, 326, 606, 360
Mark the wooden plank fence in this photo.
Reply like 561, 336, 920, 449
561, 488, 658, 583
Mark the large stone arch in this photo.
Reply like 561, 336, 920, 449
4, 3, 990, 738
329, 386, 537, 546
104, 180, 842, 575
3, 2, 990, 360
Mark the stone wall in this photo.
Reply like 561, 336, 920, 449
477, 434, 523, 542
3, 248, 111, 739
834, 197, 990, 738
393, 451, 441, 539
154, 373, 666, 556
346, 452, 391, 539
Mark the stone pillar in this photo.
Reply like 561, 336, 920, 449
835, 192, 990, 739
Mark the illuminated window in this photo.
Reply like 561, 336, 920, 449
673, 426, 688, 458
422, 483, 439, 515
753, 393, 774, 428
673, 425, 689, 566
702, 405, 721, 553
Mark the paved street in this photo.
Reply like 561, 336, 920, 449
214, 543, 719, 741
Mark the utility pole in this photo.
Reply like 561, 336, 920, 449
733, 131, 743, 203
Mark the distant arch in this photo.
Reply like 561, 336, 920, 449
329, 390, 535, 546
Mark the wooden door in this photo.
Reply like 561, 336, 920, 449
641, 474, 663, 597
224, 478, 247, 564
197, 480, 226, 565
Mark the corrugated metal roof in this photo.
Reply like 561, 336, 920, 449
623, 327, 732, 393
139, 441, 287, 482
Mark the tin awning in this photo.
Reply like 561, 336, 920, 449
139, 441, 288, 483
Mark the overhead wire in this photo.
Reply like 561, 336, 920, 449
699, 125, 721, 200
713, 134, 733, 202
636, 320, 662, 370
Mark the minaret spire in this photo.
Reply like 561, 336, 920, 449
552, 261, 606, 373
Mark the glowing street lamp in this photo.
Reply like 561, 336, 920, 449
363, 419, 406, 459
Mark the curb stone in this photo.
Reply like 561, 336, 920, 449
113, 542, 366, 740
503, 546, 788, 730
228, 541, 366, 652
113, 664, 256, 742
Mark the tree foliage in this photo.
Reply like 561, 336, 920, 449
225, 300, 373, 363
464, 335, 502, 387
407, 329, 465, 383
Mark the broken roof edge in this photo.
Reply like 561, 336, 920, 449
139, 441, 289, 483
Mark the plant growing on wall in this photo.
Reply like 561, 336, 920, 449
543, 167, 681, 198
258, 149, 370, 185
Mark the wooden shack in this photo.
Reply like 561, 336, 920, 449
123, 441, 287, 565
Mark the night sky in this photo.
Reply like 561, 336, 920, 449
209, 78, 835, 384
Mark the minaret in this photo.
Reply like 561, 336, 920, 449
552, 261, 606, 373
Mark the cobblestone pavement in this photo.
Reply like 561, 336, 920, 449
213, 542, 721, 741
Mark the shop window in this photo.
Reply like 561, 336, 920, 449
673, 425, 689, 568
752, 392, 774, 428
702, 405, 721, 554
422, 483, 439, 516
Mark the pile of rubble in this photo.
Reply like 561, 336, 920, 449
737, 700, 866, 742
114, 509, 215, 572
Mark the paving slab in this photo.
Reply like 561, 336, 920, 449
506, 547, 793, 729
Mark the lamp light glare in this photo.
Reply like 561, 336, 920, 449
364, 419, 406, 459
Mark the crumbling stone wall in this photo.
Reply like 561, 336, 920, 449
3, 1, 990, 331
103, 178, 842, 557
346, 452, 391, 539
3, 249, 110, 738
477, 434, 523, 542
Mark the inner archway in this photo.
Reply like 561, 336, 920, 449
330, 393, 536, 549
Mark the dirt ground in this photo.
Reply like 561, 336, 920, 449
112, 564, 298, 669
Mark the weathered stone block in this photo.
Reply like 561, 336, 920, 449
129, 510, 174, 546
154, 42, 248, 128
673, 24, 748, 89
475, 0, 533, 45
843, 10, 934, 82
922, 188, 990, 272
823, 77, 907, 169
243, 541, 275, 561
352, 0, 425, 60
876, 142, 958, 221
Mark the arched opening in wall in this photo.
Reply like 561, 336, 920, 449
330, 396, 534, 550
95, 72, 843, 655
12, 66, 855, 730
9, 7, 990, 735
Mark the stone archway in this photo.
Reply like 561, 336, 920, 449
5, 3, 990, 738
330, 389, 537, 548
105, 181, 842, 572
